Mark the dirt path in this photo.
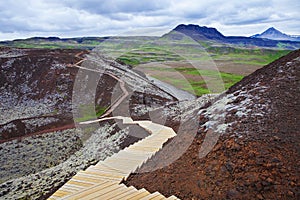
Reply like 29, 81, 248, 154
72, 51, 129, 118
0, 123, 75, 143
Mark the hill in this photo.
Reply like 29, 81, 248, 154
252, 27, 300, 42
1, 24, 299, 50
164, 24, 300, 49
125, 50, 300, 199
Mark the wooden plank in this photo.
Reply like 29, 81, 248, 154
65, 181, 116, 199
92, 184, 134, 199
129, 189, 152, 200
108, 186, 139, 200
88, 166, 128, 177
166, 195, 180, 200
84, 167, 126, 177
93, 163, 126, 173
104, 159, 142, 168
74, 184, 123, 200
67, 180, 94, 187
128, 146, 160, 152
60, 185, 82, 192
123, 148, 153, 155
151, 194, 167, 200
47, 197, 58, 200
78, 170, 123, 181
139, 191, 164, 200
106, 156, 143, 163
72, 174, 108, 184
120, 188, 150, 200
111, 151, 150, 160
51, 190, 72, 198
56, 188, 77, 194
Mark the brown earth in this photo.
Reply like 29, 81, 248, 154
125, 50, 300, 199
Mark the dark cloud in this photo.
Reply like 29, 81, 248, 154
0, 0, 299, 40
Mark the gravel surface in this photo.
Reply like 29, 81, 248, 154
146, 76, 195, 101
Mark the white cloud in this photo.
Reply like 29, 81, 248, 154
0, 0, 299, 40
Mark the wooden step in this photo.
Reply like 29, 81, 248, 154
87, 166, 128, 177
94, 162, 127, 173
73, 173, 113, 184
167, 195, 181, 200
51, 190, 72, 198
108, 186, 139, 200
127, 145, 160, 152
143, 123, 166, 133
64, 181, 118, 199
135, 121, 153, 128
121, 188, 150, 200
87, 184, 133, 199
49, 117, 180, 200
139, 191, 165, 200
79, 170, 123, 181
106, 155, 145, 162
111, 150, 150, 160
66, 179, 94, 187
60, 185, 82, 192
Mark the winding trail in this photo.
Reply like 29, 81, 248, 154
71, 52, 129, 118
49, 53, 184, 199
49, 116, 180, 200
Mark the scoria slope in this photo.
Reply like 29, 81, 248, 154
125, 50, 300, 199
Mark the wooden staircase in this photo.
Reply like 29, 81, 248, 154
48, 117, 180, 200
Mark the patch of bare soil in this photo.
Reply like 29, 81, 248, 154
214, 60, 262, 76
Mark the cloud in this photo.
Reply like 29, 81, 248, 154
65, 0, 169, 14
0, 0, 299, 40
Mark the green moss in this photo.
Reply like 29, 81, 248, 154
207, 46, 290, 66
74, 104, 108, 123
117, 57, 140, 66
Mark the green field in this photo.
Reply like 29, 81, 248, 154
151, 67, 244, 96
1, 36, 291, 96
113, 43, 289, 96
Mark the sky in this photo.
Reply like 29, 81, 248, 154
0, 0, 299, 41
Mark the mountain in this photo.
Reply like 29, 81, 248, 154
173, 24, 225, 40
164, 24, 300, 49
252, 27, 300, 42
1, 24, 300, 50
125, 49, 300, 199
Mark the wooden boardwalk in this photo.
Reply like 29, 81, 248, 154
49, 117, 180, 200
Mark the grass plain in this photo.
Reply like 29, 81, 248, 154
1, 36, 290, 96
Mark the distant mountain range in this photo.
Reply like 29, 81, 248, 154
0, 24, 299, 50
252, 27, 300, 42
165, 24, 300, 49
